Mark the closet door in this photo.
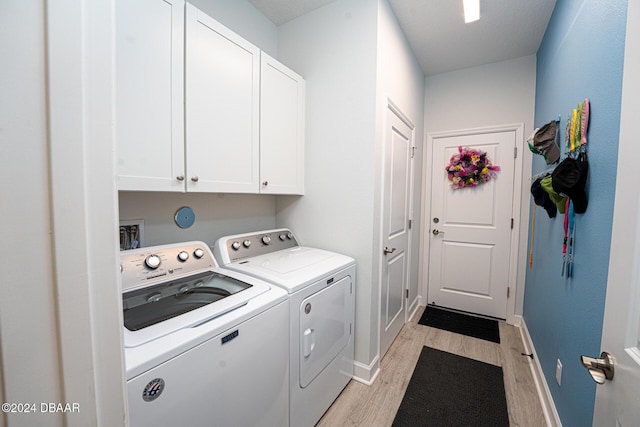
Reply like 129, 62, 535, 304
185, 5, 260, 193
116, 0, 185, 192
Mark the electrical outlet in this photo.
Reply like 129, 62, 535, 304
556, 359, 562, 386
120, 220, 144, 250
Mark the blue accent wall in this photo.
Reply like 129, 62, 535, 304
524, 1, 627, 425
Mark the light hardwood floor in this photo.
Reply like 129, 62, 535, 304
317, 305, 547, 427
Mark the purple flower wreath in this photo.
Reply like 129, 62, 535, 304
446, 146, 500, 189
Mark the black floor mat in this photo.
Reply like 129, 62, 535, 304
418, 306, 500, 343
392, 346, 509, 427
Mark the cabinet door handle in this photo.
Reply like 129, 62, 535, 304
176, 175, 185, 181
262, 181, 269, 186
191, 176, 199, 182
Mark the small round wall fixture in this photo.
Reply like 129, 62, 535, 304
174, 206, 195, 229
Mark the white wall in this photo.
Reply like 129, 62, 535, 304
375, 0, 425, 324
1, 0, 127, 425
423, 55, 537, 320
275, 0, 380, 370
188, 0, 278, 57
119, 192, 277, 247
276, 0, 425, 379
424, 55, 537, 133
0, 2, 63, 425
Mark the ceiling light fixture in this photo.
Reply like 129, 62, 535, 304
463, 0, 480, 23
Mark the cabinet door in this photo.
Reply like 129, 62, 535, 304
259, 53, 305, 195
116, 0, 185, 192
185, 5, 260, 193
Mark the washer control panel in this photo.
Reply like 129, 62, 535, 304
120, 241, 216, 291
215, 228, 298, 263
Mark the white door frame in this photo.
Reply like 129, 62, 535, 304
420, 123, 527, 324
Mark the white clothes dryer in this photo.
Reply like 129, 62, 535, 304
214, 229, 356, 427
121, 241, 289, 427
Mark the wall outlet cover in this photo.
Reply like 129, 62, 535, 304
556, 359, 562, 386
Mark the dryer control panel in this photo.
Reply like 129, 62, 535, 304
214, 228, 299, 264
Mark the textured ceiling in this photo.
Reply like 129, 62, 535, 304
249, 0, 556, 76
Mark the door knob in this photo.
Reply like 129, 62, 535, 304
383, 246, 396, 255
580, 351, 614, 384
432, 229, 445, 236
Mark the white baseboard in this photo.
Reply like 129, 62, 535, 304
408, 299, 423, 321
518, 316, 562, 427
352, 355, 380, 386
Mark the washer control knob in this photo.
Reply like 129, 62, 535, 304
193, 248, 205, 259
262, 236, 271, 245
145, 254, 161, 269
243, 240, 252, 248
177, 251, 189, 262
231, 241, 241, 250
279, 234, 287, 241
287, 232, 293, 239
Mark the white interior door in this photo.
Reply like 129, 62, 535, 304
593, 3, 640, 423
428, 130, 515, 319
380, 105, 414, 357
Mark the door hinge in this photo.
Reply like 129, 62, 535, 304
507, 287, 510, 298
406, 289, 409, 299
411, 146, 417, 159
408, 219, 412, 229
514, 147, 518, 159
510, 218, 514, 229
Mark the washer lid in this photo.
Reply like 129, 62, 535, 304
229, 247, 355, 292
123, 270, 252, 332
123, 268, 272, 348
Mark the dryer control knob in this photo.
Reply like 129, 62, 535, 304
262, 236, 271, 245
243, 240, 252, 248
193, 248, 205, 259
279, 234, 287, 241
177, 251, 189, 262
231, 241, 241, 250
145, 254, 161, 269
286, 232, 293, 239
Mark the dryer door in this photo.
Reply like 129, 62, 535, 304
299, 275, 352, 388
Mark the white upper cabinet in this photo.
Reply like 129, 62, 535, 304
259, 52, 305, 195
116, 0, 185, 192
185, 4, 260, 193
116, 2, 304, 194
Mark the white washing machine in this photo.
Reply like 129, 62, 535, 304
214, 229, 356, 427
121, 241, 289, 427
